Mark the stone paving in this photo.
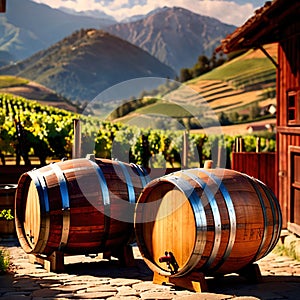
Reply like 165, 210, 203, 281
1, 238, 300, 300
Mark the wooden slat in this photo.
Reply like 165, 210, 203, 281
231, 152, 276, 194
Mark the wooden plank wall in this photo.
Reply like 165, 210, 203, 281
276, 20, 300, 229
0, 166, 36, 184
231, 152, 276, 195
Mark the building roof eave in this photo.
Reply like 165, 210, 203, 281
217, 0, 300, 54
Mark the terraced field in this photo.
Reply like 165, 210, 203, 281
106, 44, 278, 132
182, 43, 277, 115
185, 80, 263, 113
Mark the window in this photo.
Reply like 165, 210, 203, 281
287, 90, 300, 125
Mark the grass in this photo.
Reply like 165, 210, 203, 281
198, 57, 275, 81
273, 243, 300, 262
0, 248, 10, 274
135, 101, 203, 118
0, 75, 29, 88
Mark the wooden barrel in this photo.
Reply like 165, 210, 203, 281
134, 168, 282, 277
0, 184, 17, 209
15, 157, 149, 256
0, 184, 17, 237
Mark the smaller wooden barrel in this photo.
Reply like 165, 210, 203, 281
0, 184, 17, 208
15, 158, 149, 256
135, 168, 282, 277
0, 184, 17, 237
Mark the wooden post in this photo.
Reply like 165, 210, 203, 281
0, 0, 6, 13
204, 160, 214, 169
115, 245, 135, 267
234, 137, 238, 152
239, 137, 245, 152
182, 130, 188, 169
217, 145, 225, 168
238, 263, 262, 283
197, 138, 203, 168
265, 138, 270, 151
256, 137, 261, 152
29, 251, 65, 272
72, 119, 81, 158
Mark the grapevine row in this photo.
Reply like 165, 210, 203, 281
0, 93, 275, 167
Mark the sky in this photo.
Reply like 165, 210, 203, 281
32, 0, 267, 26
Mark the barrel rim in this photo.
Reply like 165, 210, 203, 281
135, 176, 207, 277
15, 171, 50, 254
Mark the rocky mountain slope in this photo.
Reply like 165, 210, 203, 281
0, 29, 176, 102
0, 0, 116, 63
106, 7, 236, 72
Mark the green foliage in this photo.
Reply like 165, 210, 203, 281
273, 243, 300, 262
0, 248, 10, 274
0, 76, 29, 88
107, 97, 158, 121
0, 209, 14, 220
180, 54, 226, 82
249, 102, 261, 120
200, 57, 275, 81
0, 93, 276, 168
180, 68, 193, 82
135, 101, 195, 118
0, 93, 79, 161
257, 87, 276, 100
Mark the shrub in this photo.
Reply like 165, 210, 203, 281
0, 248, 10, 274
0, 209, 14, 220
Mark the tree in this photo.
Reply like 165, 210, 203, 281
219, 112, 231, 125
249, 102, 261, 120
180, 68, 193, 82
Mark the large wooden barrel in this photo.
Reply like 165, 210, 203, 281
15, 157, 149, 256
134, 168, 282, 277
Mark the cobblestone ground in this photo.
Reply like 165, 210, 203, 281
0, 239, 300, 300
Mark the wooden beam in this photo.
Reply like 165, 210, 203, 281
0, 0, 6, 13
153, 271, 208, 293
258, 45, 279, 69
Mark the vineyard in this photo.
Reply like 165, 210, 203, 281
0, 93, 276, 168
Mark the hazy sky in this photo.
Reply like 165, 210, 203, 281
32, 0, 267, 26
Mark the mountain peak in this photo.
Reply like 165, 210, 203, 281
106, 7, 236, 72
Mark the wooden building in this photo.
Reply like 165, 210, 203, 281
218, 0, 300, 235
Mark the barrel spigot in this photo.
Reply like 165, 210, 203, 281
159, 251, 179, 274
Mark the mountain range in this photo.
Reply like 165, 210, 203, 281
0, 1, 235, 71
0, 0, 116, 62
106, 7, 236, 72
0, 29, 176, 102
0, 0, 237, 102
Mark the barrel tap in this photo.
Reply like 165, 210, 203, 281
159, 251, 179, 274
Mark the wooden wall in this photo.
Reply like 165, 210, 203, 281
232, 152, 276, 194
276, 20, 300, 233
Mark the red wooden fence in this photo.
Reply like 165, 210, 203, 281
231, 152, 276, 196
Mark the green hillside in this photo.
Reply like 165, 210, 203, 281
186, 43, 277, 115
111, 43, 277, 128
0, 75, 78, 112
0, 29, 176, 102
